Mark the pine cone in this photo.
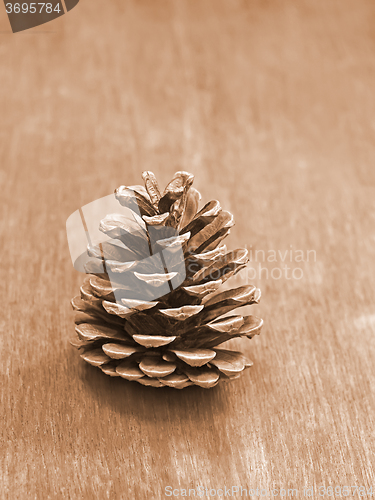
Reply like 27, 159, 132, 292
70, 171, 263, 389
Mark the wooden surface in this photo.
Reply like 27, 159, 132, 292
1, 1, 375, 498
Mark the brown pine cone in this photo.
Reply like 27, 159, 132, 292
70, 171, 263, 389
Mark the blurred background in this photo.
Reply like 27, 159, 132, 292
1, 0, 375, 497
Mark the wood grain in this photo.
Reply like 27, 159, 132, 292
1, 0, 375, 498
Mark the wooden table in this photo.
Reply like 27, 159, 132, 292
1, 0, 375, 498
